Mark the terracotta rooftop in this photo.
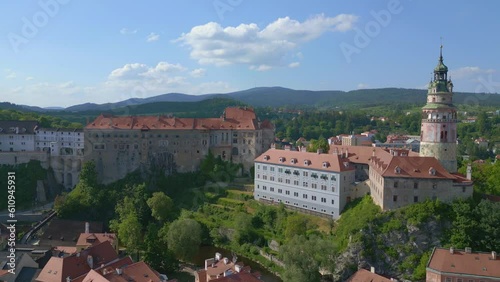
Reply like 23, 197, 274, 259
370, 156, 456, 180
211, 272, 262, 282
39, 219, 103, 248
35, 241, 118, 282
85, 107, 268, 131
72, 256, 134, 282
76, 233, 117, 249
80, 261, 163, 282
255, 148, 355, 172
346, 268, 392, 282
427, 247, 500, 278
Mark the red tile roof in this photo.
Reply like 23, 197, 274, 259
91, 261, 162, 282
255, 148, 355, 172
85, 107, 263, 131
371, 156, 456, 180
427, 248, 500, 278
36, 241, 118, 282
76, 233, 117, 249
211, 272, 262, 282
72, 257, 134, 282
346, 269, 392, 282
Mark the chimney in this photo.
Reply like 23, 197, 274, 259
450, 247, 454, 254
301, 146, 306, 152
492, 251, 497, 260
466, 164, 472, 180
271, 143, 276, 149
85, 222, 90, 234
344, 148, 349, 158
317, 148, 322, 154
370, 266, 375, 273
116, 268, 123, 275
87, 255, 94, 268
235, 264, 242, 273
284, 145, 291, 151
66, 276, 71, 282
465, 247, 472, 253
223, 258, 229, 265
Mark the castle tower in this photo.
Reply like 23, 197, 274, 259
419, 45, 457, 173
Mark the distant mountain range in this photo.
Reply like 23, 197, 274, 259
2, 87, 500, 113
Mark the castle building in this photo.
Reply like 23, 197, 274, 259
420, 46, 458, 173
84, 107, 274, 184
0, 121, 83, 189
35, 128, 84, 189
254, 147, 355, 218
0, 120, 38, 152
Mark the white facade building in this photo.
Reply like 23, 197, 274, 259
35, 128, 84, 189
0, 121, 38, 152
35, 128, 84, 156
254, 147, 355, 218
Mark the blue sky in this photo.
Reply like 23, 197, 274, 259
1, 0, 499, 107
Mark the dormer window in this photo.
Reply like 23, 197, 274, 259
322, 162, 330, 168
429, 167, 436, 176
394, 166, 401, 174
304, 160, 310, 166
290, 158, 297, 164
263, 155, 270, 161
279, 157, 285, 163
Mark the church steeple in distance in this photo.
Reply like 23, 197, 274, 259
419, 44, 458, 173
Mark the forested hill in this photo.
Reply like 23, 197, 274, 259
3, 87, 500, 113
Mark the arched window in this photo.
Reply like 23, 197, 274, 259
232, 147, 239, 156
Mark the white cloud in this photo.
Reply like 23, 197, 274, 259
250, 65, 272, 71
109, 63, 148, 80
449, 66, 496, 80
5, 69, 17, 79
25, 76, 34, 81
176, 14, 357, 69
140, 62, 186, 78
120, 28, 138, 35
288, 62, 300, 68
2, 61, 237, 107
190, 68, 206, 78
357, 83, 369, 89
147, 32, 160, 42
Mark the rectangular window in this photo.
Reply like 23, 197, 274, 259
286, 179, 291, 184
278, 189, 282, 194
270, 167, 275, 172
414, 196, 418, 203
303, 171, 308, 177
303, 194, 307, 199
312, 196, 316, 201
414, 182, 418, 189
393, 195, 398, 202
294, 192, 299, 197
394, 181, 398, 188
286, 190, 290, 195
270, 187, 274, 192
321, 197, 326, 203
331, 199, 334, 205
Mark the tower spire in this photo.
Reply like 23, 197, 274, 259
439, 44, 443, 62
